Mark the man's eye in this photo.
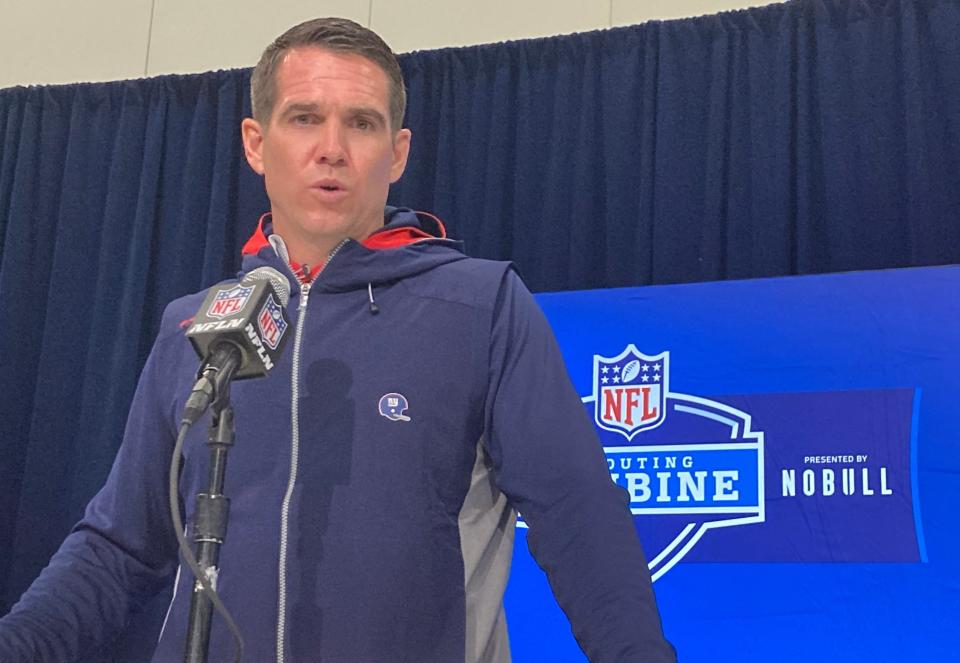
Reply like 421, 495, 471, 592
353, 118, 373, 131
293, 114, 315, 125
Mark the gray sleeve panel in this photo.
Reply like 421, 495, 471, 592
458, 437, 516, 663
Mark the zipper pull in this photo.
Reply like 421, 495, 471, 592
299, 282, 311, 311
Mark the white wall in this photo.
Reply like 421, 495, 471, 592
0, 0, 784, 89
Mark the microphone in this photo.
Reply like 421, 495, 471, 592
181, 266, 292, 425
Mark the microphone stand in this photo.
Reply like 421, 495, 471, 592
184, 382, 236, 663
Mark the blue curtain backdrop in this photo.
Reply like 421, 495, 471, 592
0, 0, 958, 659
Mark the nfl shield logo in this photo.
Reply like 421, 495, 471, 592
207, 285, 254, 319
257, 295, 288, 350
593, 345, 669, 441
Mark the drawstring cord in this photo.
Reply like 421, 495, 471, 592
367, 283, 380, 315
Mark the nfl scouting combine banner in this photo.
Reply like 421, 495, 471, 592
505, 266, 958, 662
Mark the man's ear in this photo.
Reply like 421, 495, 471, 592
389, 128, 412, 183
241, 118, 266, 175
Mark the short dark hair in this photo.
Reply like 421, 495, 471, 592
250, 17, 406, 131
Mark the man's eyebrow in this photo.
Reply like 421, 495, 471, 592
280, 102, 320, 116
347, 106, 387, 125
278, 103, 387, 126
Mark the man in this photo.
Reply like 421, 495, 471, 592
0, 18, 675, 662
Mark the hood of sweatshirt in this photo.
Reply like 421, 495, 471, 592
239, 207, 468, 294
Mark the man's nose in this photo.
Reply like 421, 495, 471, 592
314, 123, 347, 165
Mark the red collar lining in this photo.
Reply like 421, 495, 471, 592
242, 211, 447, 257
241, 212, 273, 256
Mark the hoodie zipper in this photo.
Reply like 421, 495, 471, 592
276, 239, 348, 663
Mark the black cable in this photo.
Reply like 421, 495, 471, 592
169, 421, 244, 663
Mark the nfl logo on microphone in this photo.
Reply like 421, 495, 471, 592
257, 296, 288, 350
207, 285, 254, 319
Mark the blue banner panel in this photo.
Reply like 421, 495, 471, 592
506, 266, 959, 662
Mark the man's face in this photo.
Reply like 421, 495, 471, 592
241, 47, 411, 259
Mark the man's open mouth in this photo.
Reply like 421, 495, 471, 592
314, 180, 346, 193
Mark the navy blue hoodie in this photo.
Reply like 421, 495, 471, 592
0, 208, 674, 662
